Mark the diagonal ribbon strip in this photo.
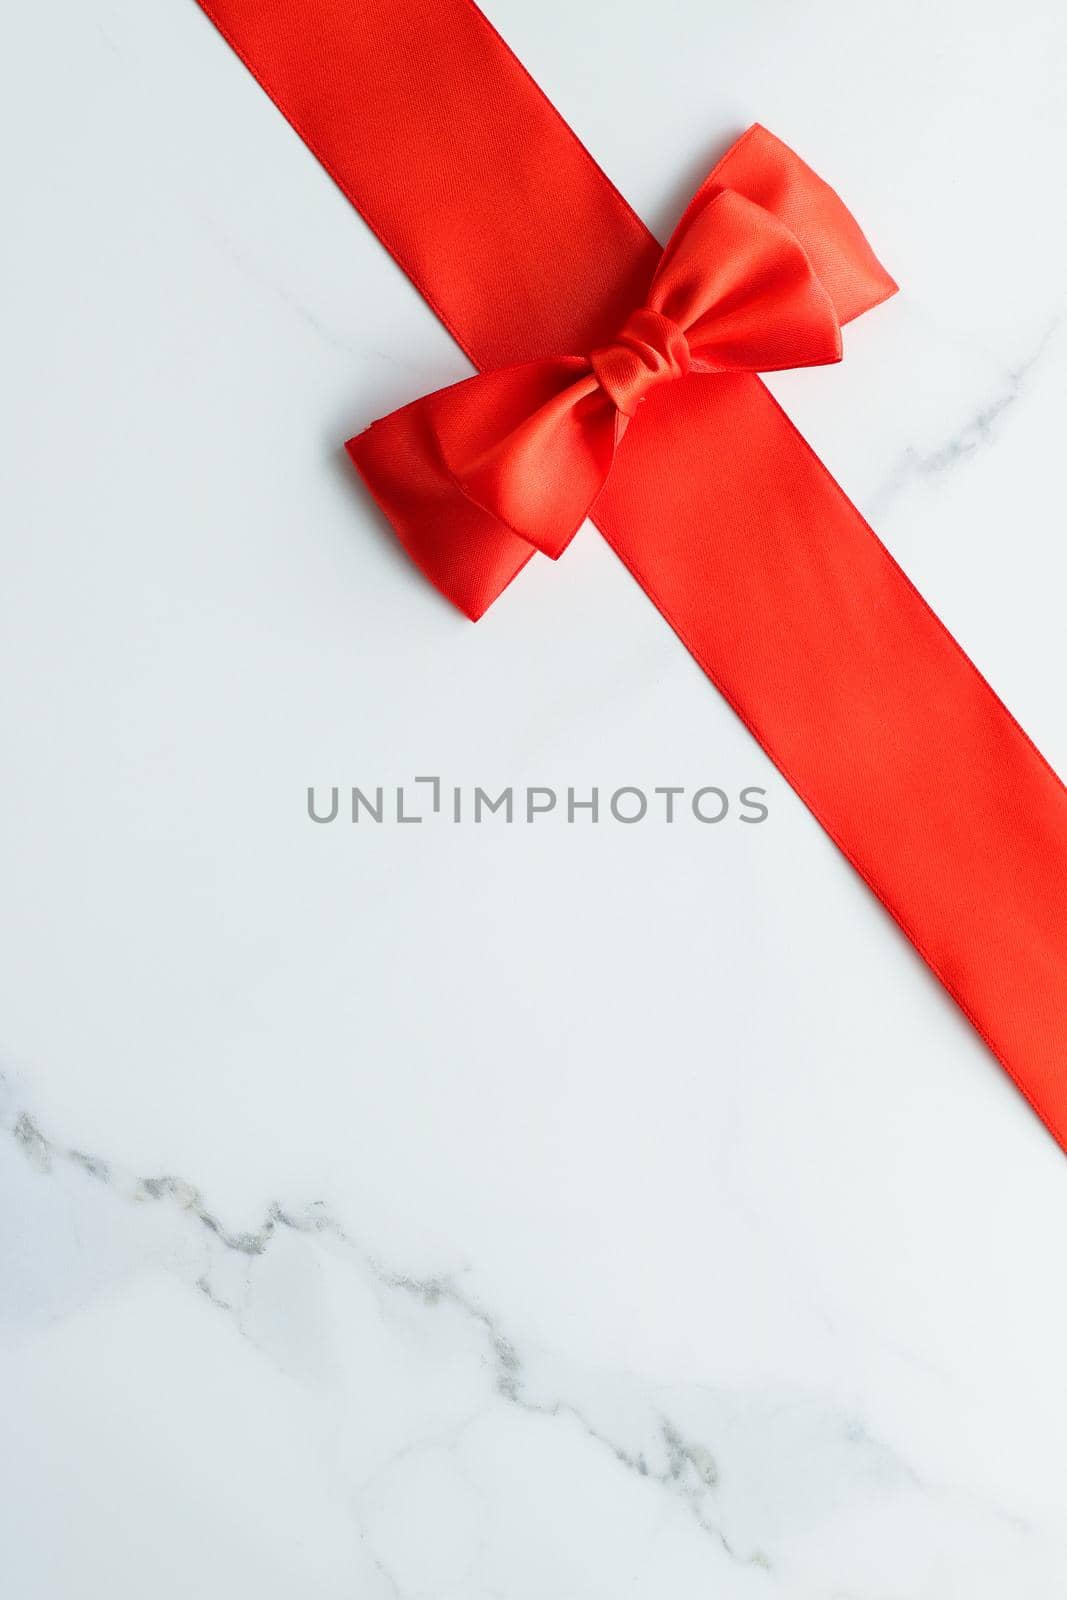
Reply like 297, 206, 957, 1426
193, 0, 1067, 1148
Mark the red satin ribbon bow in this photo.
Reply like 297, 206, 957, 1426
193, 0, 1067, 1153
349, 159, 850, 615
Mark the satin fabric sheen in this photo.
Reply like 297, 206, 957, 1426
194, 0, 1067, 1150
350, 178, 851, 589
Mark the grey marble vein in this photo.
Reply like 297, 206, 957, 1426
869, 316, 1061, 519
5, 1070, 1049, 1593
0, 1078, 875, 1571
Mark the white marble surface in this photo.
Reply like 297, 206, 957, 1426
3, 1, 1067, 1594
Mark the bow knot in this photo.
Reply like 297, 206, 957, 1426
348, 125, 897, 619
591, 308, 691, 417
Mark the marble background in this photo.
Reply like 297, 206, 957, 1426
3, 1, 1067, 1594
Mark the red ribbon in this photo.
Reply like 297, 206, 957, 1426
194, 0, 1067, 1149
349, 139, 878, 616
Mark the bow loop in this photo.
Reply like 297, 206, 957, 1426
648, 188, 843, 375
348, 125, 896, 619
